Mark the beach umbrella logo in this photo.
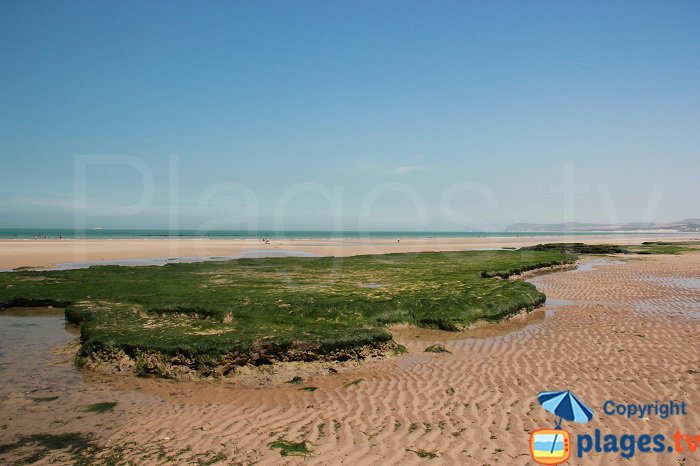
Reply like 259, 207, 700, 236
530, 390, 594, 465
538, 389, 594, 428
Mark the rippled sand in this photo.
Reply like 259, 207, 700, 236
1, 253, 698, 465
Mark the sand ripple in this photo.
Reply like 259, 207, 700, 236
1, 253, 698, 465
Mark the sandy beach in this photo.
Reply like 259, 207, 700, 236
4, 1, 699, 464
1, 251, 698, 464
1, 233, 698, 270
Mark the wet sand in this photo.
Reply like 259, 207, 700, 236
1, 253, 699, 464
0, 233, 698, 270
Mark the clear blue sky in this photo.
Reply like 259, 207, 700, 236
1, 1, 699, 231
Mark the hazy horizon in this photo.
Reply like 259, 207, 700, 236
2, 1, 699, 230
1, 219, 698, 236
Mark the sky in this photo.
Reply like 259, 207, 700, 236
1, 1, 699, 231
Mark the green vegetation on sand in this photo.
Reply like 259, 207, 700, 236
31, 396, 59, 403
522, 241, 700, 256
406, 448, 439, 459
268, 439, 311, 457
0, 250, 572, 377
344, 378, 364, 387
424, 344, 451, 354
0, 433, 97, 465
85, 402, 117, 413
520, 243, 628, 255
627, 241, 700, 255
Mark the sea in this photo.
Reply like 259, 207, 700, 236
0, 228, 676, 240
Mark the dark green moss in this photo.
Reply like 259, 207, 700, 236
268, 439, 310, 457
192, 451, 227, 465
0, 433, 96, 465
85, 402, 116, 413
424, 344, 450, 354
628, 241, 699, 255
520, 241, 699, 256
344, 378, 364, 387
406, 448, 438, 458
520, 243, 627, 255
31, 396, 59, 403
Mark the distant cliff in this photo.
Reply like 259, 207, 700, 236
505, 219, 700, 233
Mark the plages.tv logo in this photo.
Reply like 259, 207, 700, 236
530, 390, 594, 465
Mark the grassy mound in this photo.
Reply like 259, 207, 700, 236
0, 250, 571, 376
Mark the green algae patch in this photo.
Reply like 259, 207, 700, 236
268, 439, 311, 457
424, 344, 451, 354
85, 402, 117, 413
0, 250, 571, 377
31, 396, 59, 403
407, 448, 438, 458
344, 378, 364, 387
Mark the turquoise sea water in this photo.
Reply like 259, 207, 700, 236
0, 228, 681, 240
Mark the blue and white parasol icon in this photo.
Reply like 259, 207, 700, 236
537, 389, 594, 429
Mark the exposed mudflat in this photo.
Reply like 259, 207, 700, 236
1, 253, 699, 465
